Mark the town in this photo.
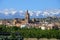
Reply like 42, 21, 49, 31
0, 10, 60, 30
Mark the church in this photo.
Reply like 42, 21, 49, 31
13, 10, 31, 27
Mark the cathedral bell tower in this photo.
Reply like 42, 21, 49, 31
25, 10, 30, 24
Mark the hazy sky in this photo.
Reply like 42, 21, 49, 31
0, 0, 60, 10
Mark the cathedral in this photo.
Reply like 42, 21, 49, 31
13, 10, 30, 27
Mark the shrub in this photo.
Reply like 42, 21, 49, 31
0, 25, 60, 39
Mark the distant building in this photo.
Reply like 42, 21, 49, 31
13, 10, 30, 27
0, 10, 60, 30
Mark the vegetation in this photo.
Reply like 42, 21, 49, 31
0, 25, 60, 39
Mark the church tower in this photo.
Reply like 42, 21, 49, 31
25, 10, 30, 24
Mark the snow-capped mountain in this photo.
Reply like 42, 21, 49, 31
0, 9, 60, 19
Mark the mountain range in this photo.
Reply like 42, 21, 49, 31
0, 9, 60, 19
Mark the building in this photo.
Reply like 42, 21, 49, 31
0, 10, 60, 29
13, 10, 30, 27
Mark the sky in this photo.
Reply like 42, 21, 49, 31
0, 0, 60, 19
0, 0, 60, 10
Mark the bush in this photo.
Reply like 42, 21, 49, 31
19, 28, 60, 39
0, 25, 60, 39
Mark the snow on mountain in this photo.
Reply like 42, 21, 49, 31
0, 9, 60, 19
